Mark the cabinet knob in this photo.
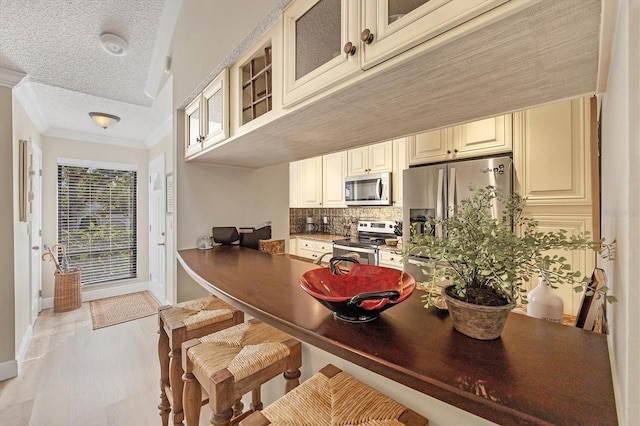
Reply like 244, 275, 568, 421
453, 149, 458, 153
343, 42, 357, 56
361, 29, 374, 44
447, 150, 451, 154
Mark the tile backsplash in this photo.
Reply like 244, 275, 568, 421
289, 207, 402, 236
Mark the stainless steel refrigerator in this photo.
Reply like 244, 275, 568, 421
402, 155, 513, 246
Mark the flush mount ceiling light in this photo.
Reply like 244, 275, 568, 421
99, 32, 129, 56
89, 112, 121, 129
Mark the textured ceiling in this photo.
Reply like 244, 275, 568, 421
0, 0, 172, 148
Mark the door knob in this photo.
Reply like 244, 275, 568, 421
157, 242, 165, 246
343, 42, 356, 56
361, 29, 374, 44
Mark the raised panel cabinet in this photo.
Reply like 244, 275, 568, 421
453, 114, 512, 157
347, 141, 392, 175
392, 136, 410, 206
282, 0, 361, 106
360, 0, 508, 69
520, 212, 595, 316
514, 98, 591, 206
323, 151, 348, 207
409, 128, 451, 165
293, 157, 323, 207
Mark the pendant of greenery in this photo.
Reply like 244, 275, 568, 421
403, 185, 615, 308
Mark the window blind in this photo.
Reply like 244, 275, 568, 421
58, 164, 137, 285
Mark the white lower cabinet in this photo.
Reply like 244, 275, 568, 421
297, 238, 333, 262
379, 250, 403, 270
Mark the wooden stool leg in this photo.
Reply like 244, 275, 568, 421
169, 349, 184, 425
284, 339, 302, 393
158, 328, 170, 426
182, 371, 201, 426
210, 369, 235, 426
251, 387, 263, 412
232, 398, 244, 418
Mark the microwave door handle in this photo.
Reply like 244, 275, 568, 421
376, 178, 382, 200
448, 167, 456, 216
436, 169, 444, 238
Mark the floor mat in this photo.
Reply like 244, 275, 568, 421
90, 291, 159, 330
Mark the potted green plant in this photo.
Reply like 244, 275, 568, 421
402, 185, 614, 340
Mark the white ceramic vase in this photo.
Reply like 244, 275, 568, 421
527, 270, 564, 324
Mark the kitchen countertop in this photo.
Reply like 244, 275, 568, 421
177, 246, 617, 425
289, 233, 345, 242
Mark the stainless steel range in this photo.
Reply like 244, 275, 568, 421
332, 220, 399, 265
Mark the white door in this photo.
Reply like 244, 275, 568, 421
29, 142, 42, 322
149, 154, 166, 304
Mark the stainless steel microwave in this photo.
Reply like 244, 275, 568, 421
344, 172, 391, 206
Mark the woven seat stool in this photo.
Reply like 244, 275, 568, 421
239, 364, 429, 426
158, 296, 244, 426
182, 318, 302, 426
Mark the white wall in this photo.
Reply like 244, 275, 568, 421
41, 136, 150, 301
171, 0, 289, 302
0, 86, 17, 379
600, 0, 640, 423
12, 94, 43, 361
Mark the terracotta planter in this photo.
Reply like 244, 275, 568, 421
443, 286, 516, 340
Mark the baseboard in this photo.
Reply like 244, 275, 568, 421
16, 324, 33, 363
0, 359, 18, 381
42, 281, 150, 309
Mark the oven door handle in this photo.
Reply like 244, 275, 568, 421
333, 244, 377, 254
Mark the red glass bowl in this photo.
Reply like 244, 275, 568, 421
299, 263, 415, 323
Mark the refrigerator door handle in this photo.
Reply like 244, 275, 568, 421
448, 167, 456, 216
436, 169, 444, 238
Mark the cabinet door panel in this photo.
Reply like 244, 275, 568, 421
202, 69, 229, 150
520, 213, 594, 316
283, 0, 360, 106
454, 115, 512, 156
361, 0, 508, 69
298, 157, 323, 207
347, 147, 368, 175
184, 95, 202, 158
393, 137, 410, 206
409, 129, 450, 165
323, 151, 347, 207
368, 141, 393, 172
515, 99, 591, 206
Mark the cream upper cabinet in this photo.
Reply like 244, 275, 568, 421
289, 161, 299, 208
514, 98, 591, 206
289, 157, 322, 207
347, 141, 392, 175
392, 136, 411, 206
230, 21, 282, 135
453, 114, 512, 157
409, 128, 452, 165
409, 115, 512, 166
283, 0, 508, 107
360, 0, 508, 69
184, 69, 230, 159
184, 95, 203, 158
323, 151, 348, 207
282, 0, 361, 106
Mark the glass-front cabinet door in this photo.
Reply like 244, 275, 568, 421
360, 0, 509, 69
283, 0, 361, 106
184, 95, 202, 158
201, 68, 229, 150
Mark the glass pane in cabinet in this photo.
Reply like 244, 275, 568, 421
388, 0, 429, 24
207, 90, 222, 134
295, 0, 341, 80
188, 107, 200, 147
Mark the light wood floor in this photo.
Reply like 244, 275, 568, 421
0, 303, 210, 425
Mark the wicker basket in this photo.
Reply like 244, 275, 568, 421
54, 269, 82, 312
258, 239, 285, 255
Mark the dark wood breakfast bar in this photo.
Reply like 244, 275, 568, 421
177, 246, 618, 425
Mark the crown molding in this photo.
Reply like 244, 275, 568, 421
12, 79, 49, 134
45, 127, 146, 150
0, 68, 26, 88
